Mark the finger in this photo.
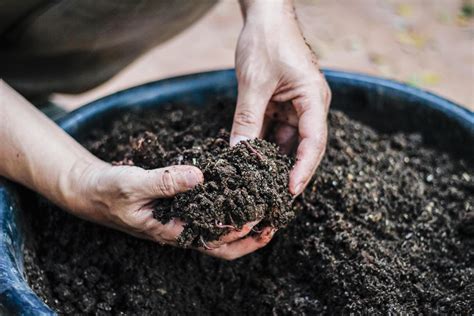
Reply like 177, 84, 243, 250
142, 165, 203, 198
200, 227, 276, 261
289, 126, 327, 196
206, 219, 260, 249
230, 85, 273, 146
151, 218, 185, 246
121, 213, 184, 247
273, 82, 293, 95
258, 226, 277, 243
289, 94, 328, 196
272, 89, 299, 104
274, 123, 298, 154
128, 207, 185, 246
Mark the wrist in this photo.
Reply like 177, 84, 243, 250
59, 156, 110, 221
240, 0, 295, 23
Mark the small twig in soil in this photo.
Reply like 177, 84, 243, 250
242, 140, 265, 161
200, 236, 213, 250
215, 220, 237, 230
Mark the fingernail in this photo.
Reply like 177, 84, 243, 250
186, 170, 202, 188
230, 135, 250, 147
294, 182, 304, 196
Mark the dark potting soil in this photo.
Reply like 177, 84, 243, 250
90, 104, 294, 248
153, 137, 293, 248
23, 102, 473, 315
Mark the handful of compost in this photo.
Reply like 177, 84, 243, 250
153, 136, 294, 248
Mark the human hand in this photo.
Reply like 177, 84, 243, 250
0, 76, 272, 261
67, 162, 274, 260
232, 0, 331, 196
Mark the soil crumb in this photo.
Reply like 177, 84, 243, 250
23, 102, 473, 315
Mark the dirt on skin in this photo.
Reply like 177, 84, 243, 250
23, 102, 473, 315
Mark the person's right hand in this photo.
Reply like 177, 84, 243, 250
67, 162, 274, 260
232, 0, 331, 197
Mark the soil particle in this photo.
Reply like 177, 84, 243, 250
23, 102, 473, 315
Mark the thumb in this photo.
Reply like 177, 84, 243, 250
230, 85, 272, 146
143, 165, 203, 198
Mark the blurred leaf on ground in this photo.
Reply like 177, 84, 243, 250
396, 30, 427, 49
407, 71, 441, 88
396, 3, 413, 18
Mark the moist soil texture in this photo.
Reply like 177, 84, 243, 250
23, 102, 473, 315
152, 136, 293, 248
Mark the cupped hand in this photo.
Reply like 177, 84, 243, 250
69, 163, 273, 260
231, 2, 331, 196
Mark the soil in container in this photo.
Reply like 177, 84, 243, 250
23, 101, 473, 315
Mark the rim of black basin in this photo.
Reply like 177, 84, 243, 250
0, 69, 472, 315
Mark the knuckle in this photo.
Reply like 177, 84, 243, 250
105, 167, 140, 201
116, 185, 133, 200
107, 179, 134, 201
236, 66, 261, 87
157, 170, 176, 196
293, 97, 312, 115
234, 108, 258, 127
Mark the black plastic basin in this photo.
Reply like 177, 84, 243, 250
0, 69, 472, 315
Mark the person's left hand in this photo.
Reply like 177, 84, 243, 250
67, 163, 275, 261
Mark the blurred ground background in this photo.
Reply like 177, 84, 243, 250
53, 0, 474, 110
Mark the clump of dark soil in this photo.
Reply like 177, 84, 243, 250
90, 105, 293, 247
23, 102, 473, 315
154, 136, 293, 248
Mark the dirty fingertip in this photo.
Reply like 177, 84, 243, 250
185, 167, 204, 188
257, 227, 276, 243
289, 168, 309, 196
229, 134, 250, 147
292, 182, 304, 196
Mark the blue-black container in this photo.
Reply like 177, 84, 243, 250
1, 69, 473, 315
